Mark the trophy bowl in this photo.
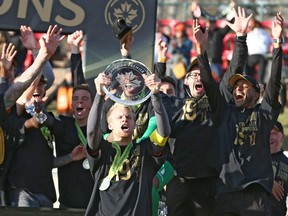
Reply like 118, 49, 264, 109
102, 59, 152, 106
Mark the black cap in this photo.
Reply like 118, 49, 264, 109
160, 76, 177, 89
274, 121, 284, 133
229, 74, 260, 93
187, 57, 199, 73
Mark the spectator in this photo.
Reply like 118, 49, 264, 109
167, 22, 193, 97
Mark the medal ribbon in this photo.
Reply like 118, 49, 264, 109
74, 121, 87, 147
106, 141, 133, 180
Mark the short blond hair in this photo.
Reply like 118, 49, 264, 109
106, 103, 135, 123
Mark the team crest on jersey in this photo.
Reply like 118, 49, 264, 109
104, 0, 145, 33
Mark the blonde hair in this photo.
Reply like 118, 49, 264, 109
106, 103, 135, 123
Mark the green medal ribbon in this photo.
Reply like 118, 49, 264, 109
106, 141, 133, 180
74, 121, 87, 147
40, 126, 51, 140
40, 126, 53, 149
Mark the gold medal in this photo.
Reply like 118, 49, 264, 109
99, 177, 111, 191
82, 158, 90, 170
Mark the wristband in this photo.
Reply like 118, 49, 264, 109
273, 37, 284, 44
158, 57, 167, 63
236, 35, 247, 41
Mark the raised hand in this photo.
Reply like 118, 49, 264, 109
67, 30, 84, 53
193, 19, 208, 54
0, 43, 17, 72
38, 25, 66, 60
226, 6, 253, 36
272, 12, 284, 40
20, 25, 40, 51
120, 32, 134, 57
144, 74, 161, 94
156, 39, 168, 61
94, 72, 111, 96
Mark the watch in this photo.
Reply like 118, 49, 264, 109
273, 37, 284, 44
236, 35, 247, 41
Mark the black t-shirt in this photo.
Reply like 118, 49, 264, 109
51, 115, 94, 208
197, 48, 283, 194
85, 138, 164, 216
163, 94, 219, 178
7, 112, 56, 202
271, 150, 288, 216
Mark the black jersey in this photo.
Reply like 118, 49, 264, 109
198, 47, 283, 194
271, 150, 288, 216
163, 94, 218, 178
51, 115, 94, 208
85, 138, 164, 216
7, 112, 56, 202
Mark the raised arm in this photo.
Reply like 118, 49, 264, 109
193, 19, 222, 112
19, 25, 54, 90
262, 12, 283, 115
155, 39, 168, 78
87, 73, 111, 151
67, 30, 86, 86
144, 74, 170, 154
120, 32, 133, 59
4, 25, 65, 110
220, 6, 252, 101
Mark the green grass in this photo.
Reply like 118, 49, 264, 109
278, 109, 288, 150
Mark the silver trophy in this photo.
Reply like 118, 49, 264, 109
102, 59, 152, 106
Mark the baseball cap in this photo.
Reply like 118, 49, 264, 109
229, 74, 260, 93
39, 75, 47, 85
274, 121, 284, 133
187, 57, 199, 73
